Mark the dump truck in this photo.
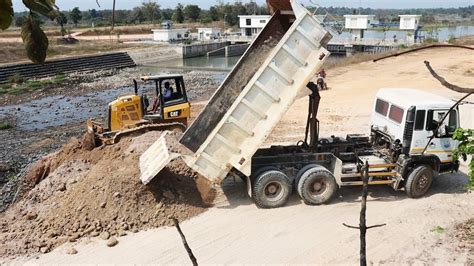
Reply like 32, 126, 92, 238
139, 0, 461, 208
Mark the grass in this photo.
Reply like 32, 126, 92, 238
0, 73, 68, 96
0, 122, 12, 130
431, 225, 446, 233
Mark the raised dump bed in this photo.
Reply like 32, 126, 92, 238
140, 0, 332, 185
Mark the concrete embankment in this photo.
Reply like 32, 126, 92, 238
207, 43, 250, 57
0, 53, 135, 83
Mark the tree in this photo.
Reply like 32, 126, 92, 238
0, 0, 58, 63
129, 7, 145, 24
141, 1, 161, 25
70, 7, 82, 26
56, 12, 68, 36
183, 5, 201, 22
172, 4, 184, 23
15, 16, 27, 27
89, 9, 98, 21
209, 6, 219, 21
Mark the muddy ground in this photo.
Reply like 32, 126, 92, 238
0, 69, 219, 211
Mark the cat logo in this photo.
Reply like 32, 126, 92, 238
168, 110, 181, 118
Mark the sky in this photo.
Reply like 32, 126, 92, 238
11, 0, 474, 11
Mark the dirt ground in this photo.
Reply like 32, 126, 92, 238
3, 46, 471, 264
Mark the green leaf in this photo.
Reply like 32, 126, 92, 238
0, 0, 13, 30
21, 14, 49, 64
22, 0, 58, 20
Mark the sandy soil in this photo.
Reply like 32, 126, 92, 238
9, 47, 474, 264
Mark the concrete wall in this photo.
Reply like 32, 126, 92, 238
182, 41, 230, 58
225, 44, 250, 57
128, 46, 183, 65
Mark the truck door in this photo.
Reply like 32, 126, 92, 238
423, 109, 459, 163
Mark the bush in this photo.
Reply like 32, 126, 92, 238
0, 122, 12, 130
7, 73, 24, 84
452, 128, 474, 190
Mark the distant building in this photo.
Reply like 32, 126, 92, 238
197, 28, 221, 41
343, 15, 377, 40
152, 28, 190, 42
399, 15, 423, 44
399, 15, 421, 30
238, 15, 271, 37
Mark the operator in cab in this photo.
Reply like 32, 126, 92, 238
163, 82, 173, 101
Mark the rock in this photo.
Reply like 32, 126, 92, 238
40, 246, 49, 253
100, 202, 106, 208
65, 247, 78, 255
106, 237, 118, 247
163, 191, 175, 200
131, 228, 139, 233
57, 183, 66, 191
113, 192, 121, 198
118, 230, 127, 237
68, 235, 77, 242
26, 213, 38, 220
99, 231, 110, 240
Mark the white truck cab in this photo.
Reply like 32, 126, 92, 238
371, 88, 459, 172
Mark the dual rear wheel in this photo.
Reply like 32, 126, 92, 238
252, 166, 338, 208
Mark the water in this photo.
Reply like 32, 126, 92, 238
335, 25, 474, 42
0, 89, 133, 131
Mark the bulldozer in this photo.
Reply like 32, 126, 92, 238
87, 74, 190, 146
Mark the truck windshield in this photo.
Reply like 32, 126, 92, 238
426, 109, 458, 137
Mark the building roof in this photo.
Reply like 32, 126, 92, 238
238, 15, 271, 18
343, 14, 375, 18
151, 28, 188, 32
376, 88, 455, 110
399, 15, 422, 18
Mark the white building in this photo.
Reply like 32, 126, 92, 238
399, 15, 422, 44
399, 15, 421, 30
197, 28, 221, 41
344, 15, 377, 40
152, 28, 190, 42
238, 15, 271, 37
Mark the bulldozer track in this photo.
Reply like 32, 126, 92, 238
0, 52, 136, 83
112, 122, 186, 144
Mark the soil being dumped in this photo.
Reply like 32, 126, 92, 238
0, 131, 208, 257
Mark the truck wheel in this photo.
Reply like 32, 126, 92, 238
252, 170, 291, 208
405, 165, 433, 198
297, 168, 337, 205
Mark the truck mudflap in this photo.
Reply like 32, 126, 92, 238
139, 132, 180, 185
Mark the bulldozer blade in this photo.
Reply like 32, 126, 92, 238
139, 132, 180, 185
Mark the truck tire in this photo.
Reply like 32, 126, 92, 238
405, 165, 433, 198
297, 168, 337, 205
252, 170, 291, 208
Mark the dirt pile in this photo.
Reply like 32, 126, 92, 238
0, 131, 208, 257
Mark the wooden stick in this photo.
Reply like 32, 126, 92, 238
173, 218, 198, 266
424, 61, 474, 94
373, 44, 474, 62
